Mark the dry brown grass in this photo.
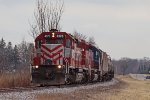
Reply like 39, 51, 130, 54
0, 71, 31, 88
36, 75, 150, 100
95, 75, 150, 100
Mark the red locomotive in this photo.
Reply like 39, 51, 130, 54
31, 29, 114, 85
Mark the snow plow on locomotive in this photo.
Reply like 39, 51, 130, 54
31, 30, 114, 85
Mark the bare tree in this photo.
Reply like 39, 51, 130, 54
88, 36, 96, 45
29, 0, 64, 39
47, 0, 64, 31
113, 57, 150, 75
72, 30, 87, 40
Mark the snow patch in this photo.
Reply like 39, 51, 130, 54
130, 74, 150, 81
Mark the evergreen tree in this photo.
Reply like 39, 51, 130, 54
5, 42, 14, 71
0, 38, 6, 73
0, 38, 6, 49
13, 45, 20, 70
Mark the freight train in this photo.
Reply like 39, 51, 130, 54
31, 29, 114, 85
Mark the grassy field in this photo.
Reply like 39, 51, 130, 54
36, 75, 150, 100
0, 71, 30, 88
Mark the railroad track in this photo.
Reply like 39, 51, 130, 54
0, 86, 37, 93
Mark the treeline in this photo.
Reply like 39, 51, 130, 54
113, 57, 150, 75
0, 38, 33, 74
1, 37, 150, 75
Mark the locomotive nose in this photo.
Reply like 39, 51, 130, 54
45, 70, 56, 80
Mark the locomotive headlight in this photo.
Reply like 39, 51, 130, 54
35, 65, 39, 69
58, 65, 62, 69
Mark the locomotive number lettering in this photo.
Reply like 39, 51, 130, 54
44, 35, 51, 38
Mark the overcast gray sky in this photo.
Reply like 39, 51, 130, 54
0, 0, 150, 59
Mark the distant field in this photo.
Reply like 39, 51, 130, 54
36, 75, 150, 100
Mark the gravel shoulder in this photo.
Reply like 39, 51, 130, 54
0, 79, 118, 100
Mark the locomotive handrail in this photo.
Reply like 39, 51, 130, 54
65, 58, 69, 74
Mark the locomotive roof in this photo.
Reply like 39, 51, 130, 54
35, 31, 106, 54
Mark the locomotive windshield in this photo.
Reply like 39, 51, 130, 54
37, 39, 41, 48
45, 39, 64, 44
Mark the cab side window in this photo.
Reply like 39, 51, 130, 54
66, 39, 71, 48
